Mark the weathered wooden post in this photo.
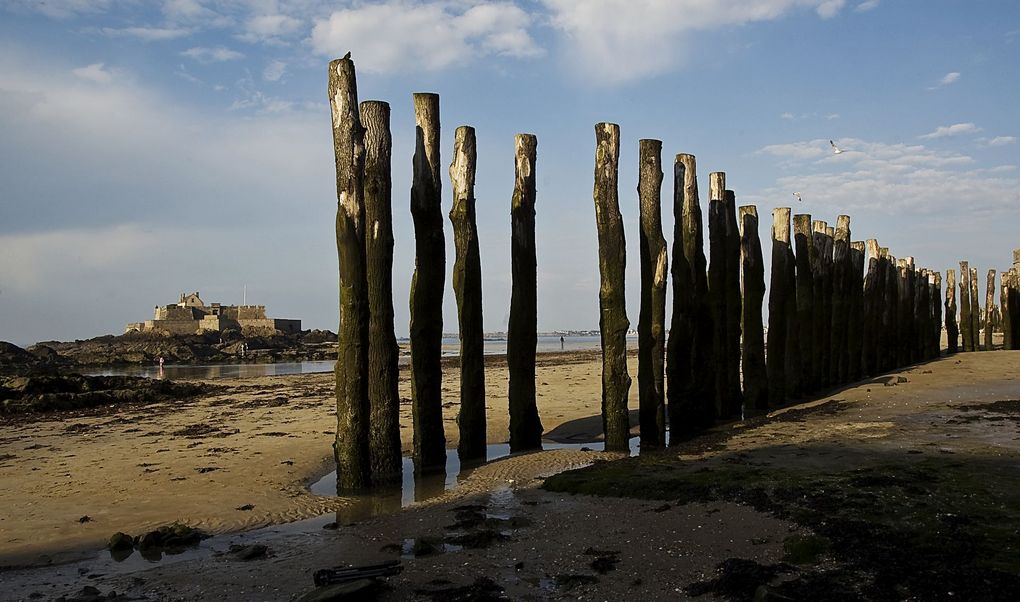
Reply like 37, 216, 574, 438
1003, 271, 1012, 350
709, 174, 740, 418
1010, 267, 1020, 349
362, 100, 401, 484
329, 56, 370, 489
593, 123, 631, 452
861, 240, 881, 376
740, 205, 767, 412
767, 207, 793, 405
449, 126, 486, 463
959, 262, 972, 351
793, 214, 816, 390
848, 241, 865, 380
830, 216, 851, 384
971, 267, 981, 351
724, 191, 743, 416
637, 140, 667, 447
821, 224, 835, 384
985, 269, 997, 351
945, 269, 959, 353
508, 133, 544, 452
914, 266, 928, 362
666, 153, 714, 440
881, 249, 897, 371
409, 92, 447, 471
932, 272, 942, 359
811, 221, 827, 387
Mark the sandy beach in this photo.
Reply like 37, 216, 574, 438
2, 349, 1020, 601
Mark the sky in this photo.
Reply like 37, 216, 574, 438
0, 0, 1018, 346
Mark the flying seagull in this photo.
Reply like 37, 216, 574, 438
830, 140, 845, 154
793, 192, 802, 202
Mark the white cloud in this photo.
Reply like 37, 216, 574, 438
263, 60, 287, 82
781, 112, 795, 120
919, 122, 981, 139
986, 136, 1017, 147
309, 1, 542, 73
100, 26, 192, 41
928, 71, 960, 89
5, 0, 116, 19
181, 46, 245, 63
855, 0, 880, 12
541, 0, 848, 84
238, 13, 303, 43
72, 62, 114, 84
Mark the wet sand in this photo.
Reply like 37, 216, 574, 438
2, 350, 1019, 600
0, 349, 630, 567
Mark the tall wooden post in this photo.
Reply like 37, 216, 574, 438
959, 262, 972, 351
449, 126, 486, 463
1009, 268, 1020, 350
508, 134, 544, 452
329, 56, 370, 490
708, 173, 732, 418
593, 123, 631, 452
723, 191, 743, 417
361, 100, 401, 484
409, 92, 447, 471
739, 205, 767, 412
637, 140, 667, 447
971, 267, 981, 351
881, 250, 897, 371
793, 214, 816, 391
861, 240, 881, 376
946, 269, 958, 354
848, 241, 865, 381
811, 221, 829, 387
1003, 271, 1012, 350
830, 216, 851, 384
932, 272, 942, 359
767, 207, 793, 406
984, 269, 996, 351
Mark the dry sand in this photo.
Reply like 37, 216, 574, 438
2, 350, 1019, 601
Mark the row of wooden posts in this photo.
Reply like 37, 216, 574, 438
328, 55, 1019, 491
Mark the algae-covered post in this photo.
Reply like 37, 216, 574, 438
449, 126, 486, 463
985, 269, 997, 351
361, 100, 401, 484
593, 123, 631, 452
329, 56, 370, 490
970, 267, 981, 351
848, 241, 866, 381
959, 262, 972, 352
739, 205, 767, 412
665, 154, 701, 441
793, 214, 816, 391
946, 269, 958, 354
507, 133, 544, 453
637, 139, 667, 447
409, 92, 447, 471
767, 207, 793, 406
830, 216, 851, 385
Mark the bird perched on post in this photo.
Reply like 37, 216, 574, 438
343, 51, 351, 60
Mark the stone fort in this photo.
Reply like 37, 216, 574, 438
126, 292, 301, 336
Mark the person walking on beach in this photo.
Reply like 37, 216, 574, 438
560, 336, 565, 350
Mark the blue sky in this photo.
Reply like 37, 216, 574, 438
1, 0, 1018, 345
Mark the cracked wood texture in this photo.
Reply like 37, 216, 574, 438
985, 269, 997, 351
767, 207, 794, 405
959, 262, 972, 351
739, 205, 767, 412
637, 139, 667, 448
508, 133, 544, 453
361, 100, 401, 485
329, 57, 370, 490
830, 216, 851, 385
945, 268, 958, 354
593, 123, 631, 452
409, 92, 447, 471
449, 126, 486, 463
970, 267, 981, 351
793, 214, 816, 392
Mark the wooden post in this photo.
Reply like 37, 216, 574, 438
1009, 268, 1020, 350
848, 241, 865, 380
708, 173, 734, 418
932, 272, 942, 359
1003, 271, 1012, 350
409, 92, 447, 471
666, 153, 713, 441
724, 191, 743, 417
985, 269, 997, 351
822, 225, 835, 384
810, 221, 827, 387
945, 269, 958, 353
329, 56, 370, 490
971, 267, 981, 351
861, 240, 881, 376
896, 258, 912, 367
767, 207, 793, 406
793, 214, 816, 390
637, 140, 667, 447
361, 100, 401, 484
508, 133, 544, 452
913, 265, 926, 362
449, 126, 486, 463
880, 249, 897, 371
830, 216, 851, 384
593, 123, 631, 452
959, 262, 972, 351
740, 205, 767, 412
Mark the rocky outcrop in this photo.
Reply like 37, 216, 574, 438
0, 373, 210, 414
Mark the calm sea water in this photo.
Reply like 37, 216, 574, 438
88, 335, 636, 380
